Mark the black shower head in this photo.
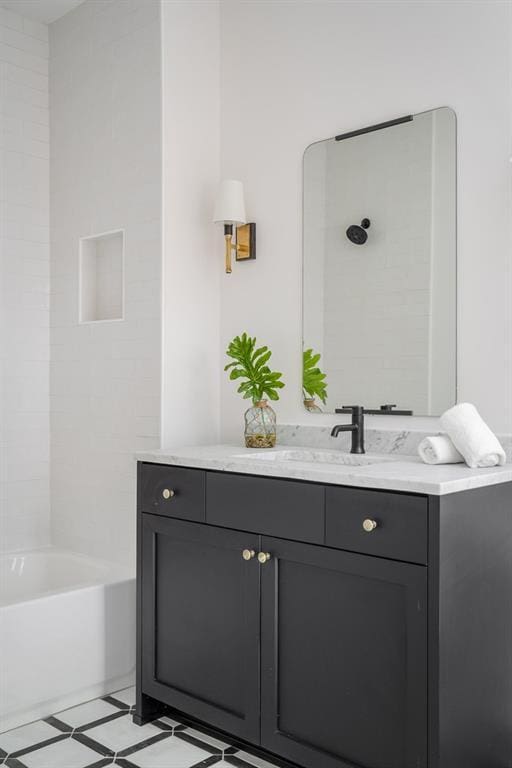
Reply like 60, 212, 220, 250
346, 218, 371, 245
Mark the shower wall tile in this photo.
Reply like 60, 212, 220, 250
0, 8, 50, 553
0, 26, 49, 60
22, 16, 49, 43
49, 0, 162, 569
0, 40, 48, 75
0, 7, 22, 31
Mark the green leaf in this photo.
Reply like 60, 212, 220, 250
303, 347, 328, 405
254, 350, 271, 370
224, 333, 285, 404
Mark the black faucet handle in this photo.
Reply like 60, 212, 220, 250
380, 404, 397, 411
342, 405, 364, 412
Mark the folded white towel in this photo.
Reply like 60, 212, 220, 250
418, 435, 464, 465
440, 403, 506, 468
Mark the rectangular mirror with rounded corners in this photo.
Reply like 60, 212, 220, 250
302, 107, 456, 416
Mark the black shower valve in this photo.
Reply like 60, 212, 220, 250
346, 218, 371, 245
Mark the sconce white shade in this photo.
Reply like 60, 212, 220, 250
213, 179, 246, 225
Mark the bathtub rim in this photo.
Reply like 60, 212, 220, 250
0, 545, 135, 608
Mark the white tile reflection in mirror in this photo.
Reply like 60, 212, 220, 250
303, 107, 456, 417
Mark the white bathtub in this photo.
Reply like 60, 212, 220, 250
0, 548, 135, 732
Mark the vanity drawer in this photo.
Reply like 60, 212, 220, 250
206, 472, 324, 544
325, 486, 427, 564
139, 463, 206, 522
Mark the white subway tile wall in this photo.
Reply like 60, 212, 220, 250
0, 7, 50, 552
49, 0, 162, 567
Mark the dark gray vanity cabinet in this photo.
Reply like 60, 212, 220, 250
139, 514, 260, 743
135, 462, 512, 768
259, 536, 427, 768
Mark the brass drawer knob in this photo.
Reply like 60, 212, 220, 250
258, 552, 272, 564
242, 549, 255, 561
362, 518, 378, 533
162, 488, 175, 500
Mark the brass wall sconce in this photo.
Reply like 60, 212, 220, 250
213, 179, 256, 274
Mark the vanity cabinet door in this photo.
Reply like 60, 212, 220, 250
141, 515, 260, 743
260, 537, 428, 768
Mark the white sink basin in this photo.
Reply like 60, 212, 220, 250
233, 449, 396, 467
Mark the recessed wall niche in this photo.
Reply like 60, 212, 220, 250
79, 230, 124, 322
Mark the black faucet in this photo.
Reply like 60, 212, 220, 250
331, 405, 365, 454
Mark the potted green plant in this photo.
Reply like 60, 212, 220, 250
225, 332, 285, 447
303, 348, 328, 412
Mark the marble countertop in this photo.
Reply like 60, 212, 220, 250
135, 444, 512, 496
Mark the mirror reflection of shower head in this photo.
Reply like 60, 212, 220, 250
346, 218, 371, 245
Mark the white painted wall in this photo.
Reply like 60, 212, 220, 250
0, 7, 50, 551
160, 0, 221, 448
49, 0, 162, 567
219, 0, 512, 437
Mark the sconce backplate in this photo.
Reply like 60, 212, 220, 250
236, 223, 256, 262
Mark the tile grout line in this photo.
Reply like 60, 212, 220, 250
0, 55, 48, 79
0, 73, 49, 94
0, 40, 48, 62
1, 27, 49, 45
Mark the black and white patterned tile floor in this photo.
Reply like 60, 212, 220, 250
0, 688, 279, 768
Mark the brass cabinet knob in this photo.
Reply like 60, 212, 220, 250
242, 549, 255, 561
258, 552, 271, 564
362, 518, 378, 533
162, 488, 175, 500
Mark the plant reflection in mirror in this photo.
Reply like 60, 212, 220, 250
303, 348, 328, 412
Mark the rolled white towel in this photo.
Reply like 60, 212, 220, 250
418, 435, 464, 465
440, 403, 506, 468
